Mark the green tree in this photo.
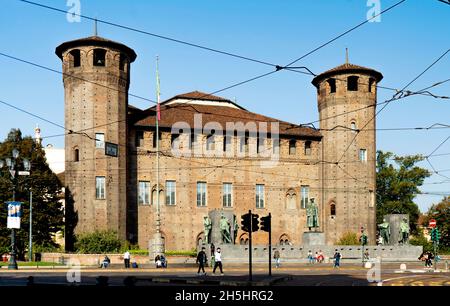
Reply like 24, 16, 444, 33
422, 197, 450, 249
376, 151, 431, 235
336, 231, 359, 245
0, 129, 64, 259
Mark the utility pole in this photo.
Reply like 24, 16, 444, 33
29, 191, 32, 262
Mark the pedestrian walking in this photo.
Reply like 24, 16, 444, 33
196, 247, 208, 275
273, 249, 281, 268
307, 250, 314, 264
123, 250, 131, 268
333, 249, 341, 268
212, 247, 224, 275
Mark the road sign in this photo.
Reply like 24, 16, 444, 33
105, 142, 119, 157
429, 219, 437, 228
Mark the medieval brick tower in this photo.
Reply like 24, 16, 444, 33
312, 62, 383, 245
56, 36, 136, 240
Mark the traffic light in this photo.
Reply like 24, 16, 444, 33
260, 215, 271, 232
431, 228, 441, 243
251, 214, 259, 232
241, 213, 251, 232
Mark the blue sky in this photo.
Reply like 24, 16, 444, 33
0, 0, 449, 212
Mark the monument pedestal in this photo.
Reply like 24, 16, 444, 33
302, 232, 325, 246
149, 233, 165, 260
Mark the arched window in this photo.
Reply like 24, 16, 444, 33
304, 141, 311, 155
347, 76, 359, 91
289, 139, 296, 155
330, 202, 336, 216
206, 133, 215, 151
327, 78, 336, 93
279, 234, 290, 245
368, 78, 375, 92
93, 49, 106, 66
74, 148, 79, 162
69, 49, 81, 67
286, 189, 297, 210
350, 121, 357, 133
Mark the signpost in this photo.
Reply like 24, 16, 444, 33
429, 219, 437, 228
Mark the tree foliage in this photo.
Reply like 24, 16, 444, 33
74, 231, 122, 254
421, 197, 450, 249
376, 151, 430, 235
336, 231, 359, 245
0, 129, 64, 259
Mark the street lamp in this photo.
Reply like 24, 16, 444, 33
0, 149, 31, 270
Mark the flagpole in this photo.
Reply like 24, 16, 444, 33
156, 55, 161, 235
152, 56, 164, 258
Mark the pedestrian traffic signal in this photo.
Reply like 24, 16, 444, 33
241, 213, 251, 232
260, 215, 271, 232
251, 214, 259, 232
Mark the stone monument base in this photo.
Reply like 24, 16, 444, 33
149, 234, 165, 260
302, 232, 325, 245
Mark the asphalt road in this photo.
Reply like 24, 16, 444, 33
0, 262, 449, 286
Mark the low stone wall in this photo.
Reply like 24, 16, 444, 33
41, 253, 192, 266
202, 244, 423, 262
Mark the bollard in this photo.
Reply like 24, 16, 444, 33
446, 261, 448, 271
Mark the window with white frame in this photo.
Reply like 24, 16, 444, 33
223, 183, 233, 207
96, 176, 106, 199
301, 185, 309, 209
138, 181, 150, 205
165, 180, 176, 205
359, 149, 367, 162
197, 182, 207, 207
95, 133, 105, 149
256, 184, 265, 208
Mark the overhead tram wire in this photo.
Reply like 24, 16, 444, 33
336, 48, 450, 164
15, 0, 410, 116
3, 0, 410, 133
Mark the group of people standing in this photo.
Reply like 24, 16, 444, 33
307, 250, 325, 264
196, 244, 224, 276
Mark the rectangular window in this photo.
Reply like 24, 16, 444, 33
138, 181, 150, 205
190, 133, 197, 150
223, 135, 232, 152
223, 183, 233, 207
197, 182, 207, 207
206, 135, 215, 151
256, 184, 265, 208
135, 131, 144, 147
95, 133, 105, 149
359, 149, 367, 162
301, 186, 309, 209
96, 176, 106, 199
240, 136, 249, 153
289, 140, 296, 155
165, 181, 176, 206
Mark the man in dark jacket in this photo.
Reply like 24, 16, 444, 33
196, 247, 208, 275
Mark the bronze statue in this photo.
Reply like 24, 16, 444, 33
233, 215, 239, 244
306, 198, 319, 231
377, 218, 391, 245
203, 216, 212, 244
219, 215, 232, 243
399, 217, 410, 245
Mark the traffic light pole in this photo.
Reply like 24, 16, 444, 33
433, 241, 437, 271
248, 209, 252, 282
268, 213, 272, 277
